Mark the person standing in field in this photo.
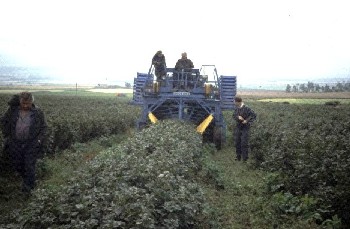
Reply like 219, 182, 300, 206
0, 91, 47, 195
152, 50, 167, 82
233, 96, 256, 162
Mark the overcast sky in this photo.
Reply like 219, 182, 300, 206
0, 0, 349, 84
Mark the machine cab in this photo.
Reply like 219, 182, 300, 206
142, 65, 221, 100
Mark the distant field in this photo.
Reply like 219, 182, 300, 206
0, 86, 133, 94
0, 84, 93, 93
258, 98, 350, 104
238, 90, 350, 99
0, 89, 65, 93
1, 86, 349, 99
87, 89, 350, 98
86, 88, 133, 94
239, 90, 350, 104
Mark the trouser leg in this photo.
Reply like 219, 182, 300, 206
9, 141, 37, 192
241, 128, 250, 161
235, 128, 242, 160
23, 151, 37, 191
9, 143, 25, 177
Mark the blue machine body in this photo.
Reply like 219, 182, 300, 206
132, 65, 237, 149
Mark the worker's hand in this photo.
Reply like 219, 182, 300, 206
238, 116, 244, 121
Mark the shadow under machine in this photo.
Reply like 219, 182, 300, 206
131, 64, 237, 149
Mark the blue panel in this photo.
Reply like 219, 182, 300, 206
220, 75, 237, 110
131, 72, 153, 105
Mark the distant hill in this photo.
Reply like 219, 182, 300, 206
0, 66, 53, 85
1, 65, 349, 90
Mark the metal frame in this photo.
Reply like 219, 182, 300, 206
132, 65, 237, 148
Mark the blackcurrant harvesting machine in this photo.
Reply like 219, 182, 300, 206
131, 64, 236, 149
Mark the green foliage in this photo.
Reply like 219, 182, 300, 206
2, 92, 350, 228
270, 192, 321, 221
200, 143, 225, 190
0, 93, 140, 154
0, 92, 140, 226
324, 100, 340, 106
7, 120, 213, 228
250, 101, 350, 227
286, 81, 350, 93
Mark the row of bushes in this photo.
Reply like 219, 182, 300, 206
4, 120, 217, 228
249, 101, 350, 228
0, 93, 140, 155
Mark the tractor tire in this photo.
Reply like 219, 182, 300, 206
203, 124, 214, 143
213, 126, 224, 150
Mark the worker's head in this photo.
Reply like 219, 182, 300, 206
181, 52, 187, 59
234, 96, 243, 107
156, 50, 162, 56
19, 91, 34, 111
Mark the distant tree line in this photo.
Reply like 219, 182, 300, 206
285, 81, 350, 93
125, 82, 132, 88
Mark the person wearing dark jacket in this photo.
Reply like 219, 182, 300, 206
0, 91, 47, 194
233, 96, 256, 162
152, 50, 167, 82
174, 52, 194, 72
174, 52, 194, 88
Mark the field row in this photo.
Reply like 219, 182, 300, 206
1, 91, 350, 227
0, 92, 140, 154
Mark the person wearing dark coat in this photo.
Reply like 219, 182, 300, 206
233, 96, 256, 162
174, 52, 194, 72
0, 92, 47, 194
174, 52, 194, 88
152, 50, 167, 82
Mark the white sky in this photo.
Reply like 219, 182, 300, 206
0, 0, 349, 85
